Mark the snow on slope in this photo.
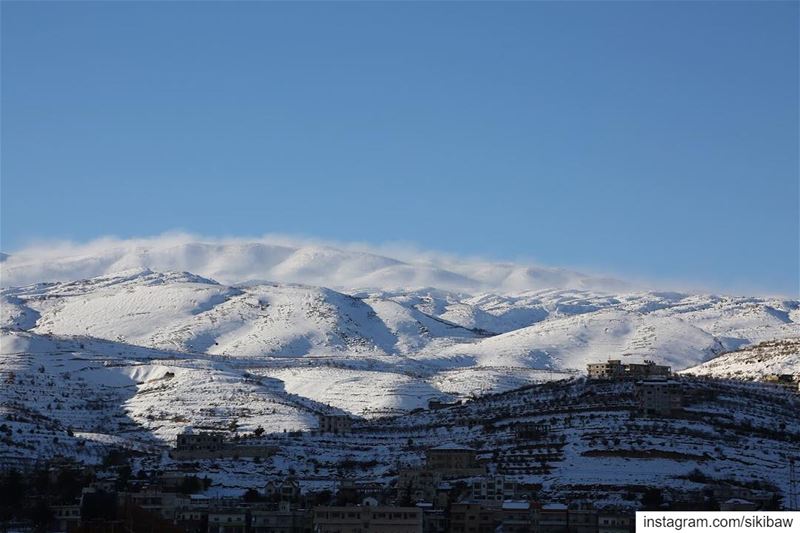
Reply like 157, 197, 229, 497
3, 270, 798, 374
425, 308, 723, 371
0, 330, 320, 456
2, 271, 481, 358
255, 366, 447, 418
681, 338, 800, 380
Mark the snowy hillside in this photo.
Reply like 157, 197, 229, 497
3, 269, 798, 376
681, 338, 800, 380
1, 254, 799, 503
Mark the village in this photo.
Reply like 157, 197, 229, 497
1, 358, 798, 533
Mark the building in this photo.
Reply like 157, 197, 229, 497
514, 422, 550, 440
627, 361, 672, 380
469, 475, 517, 503
597, 511, 634, 533
587, 359, 671, 381
538, 503, 569, 533
171, 429, 225, 459
317, 414, 354, 434
265, 479, 301, 502
587, 360, 626, 380
337, 480, 385, 504
172, 428, 277, 460
123, 488, 187, 521
175, 494, 211, 533
313, 504, 422, 533
425, 444, 485, 477
397, 468, 443, 503
177, 430, 224, 452
417, 504, 447, 533
250, 502, 313, 533
449, 502, 497, 533
568, 506, 598, 533
636, 379, 682, 416
499, 501, 532, 533
51, 504, 81, 532
208, 509, 247, 533
428, 398, 460, 410
764, 374, 800, 392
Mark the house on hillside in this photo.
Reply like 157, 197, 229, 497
175, 428, 224, 455
587, 359, 671, 381
317, 414, 354, 434
635, 379, 682, 416
425, 443, 485, 477
514, 421, 551, 440
763, 374, 800, 392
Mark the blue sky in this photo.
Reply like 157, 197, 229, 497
2, 2, 798, 295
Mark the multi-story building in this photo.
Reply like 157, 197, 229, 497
587, 360, 627, 380
176, 430, 225, 453
568, 505, 598, 533
51, 504, 81, 532
635, 379, 682, 416
538, 503, 569, 533
397, 468, 443, 503
317, 414, 354, 434
627, 361, 672, 380
250, 502, 313, 533
425, 444, 485, 477
514, 422, 551, 440
449, 502, 497, 533
208, 509, 247, 533
417, 504, 447, 533
469, 475, 517, 503
499, 501, 532, 533
123, 487, 187, 522
587, 359, 671, 381
172, 429, 277, 460
313, 504, 422, 533
597, 511, 634, 533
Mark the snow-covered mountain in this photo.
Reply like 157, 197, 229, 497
4, 267, 798, 371
2, 241, 799, 501
3, 268, 797, 370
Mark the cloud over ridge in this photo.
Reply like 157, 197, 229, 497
0, 233, 633, 293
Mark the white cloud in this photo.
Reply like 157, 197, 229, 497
0, 232, 640, 294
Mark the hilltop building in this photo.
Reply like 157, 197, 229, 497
587, 359, 671, 381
